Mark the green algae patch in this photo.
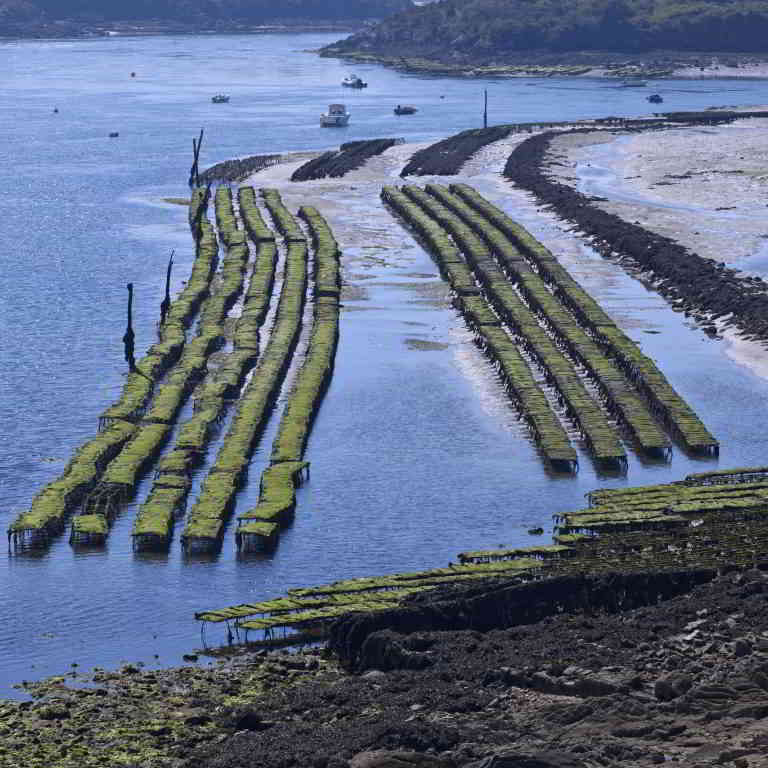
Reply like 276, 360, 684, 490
404, 338, 449, 351
72, 514, 107, 536
3, 648, 339, 768
163, 197, 191, 206
458, 544, 574, 563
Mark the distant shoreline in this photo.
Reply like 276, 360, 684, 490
318, 47, 768, 80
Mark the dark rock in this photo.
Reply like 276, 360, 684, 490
611, 722, 655, 738
472, 752, 586, 768
357, 631, 434, 672
654, 674, 692, 701
185, 714, 212, 726
216, 708, 272, 732
734, 638, 753, 657
349, 750, 454, 768
330, 570, 717, 671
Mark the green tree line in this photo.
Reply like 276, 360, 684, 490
0, 0, 412, 24
326, 0, 768, 56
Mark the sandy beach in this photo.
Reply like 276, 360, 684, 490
540, 115, 768, 376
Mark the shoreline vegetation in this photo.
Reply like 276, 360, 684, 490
0, 0, 410, 40
319, 0, 768, 80
0, 20, 367, 41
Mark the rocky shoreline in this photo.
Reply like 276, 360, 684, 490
6, 566, 768, 767
317, 48, 768, 80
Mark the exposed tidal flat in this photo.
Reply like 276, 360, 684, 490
3, 31, 768, 711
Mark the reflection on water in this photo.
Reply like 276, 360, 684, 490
2, 33, 768, 696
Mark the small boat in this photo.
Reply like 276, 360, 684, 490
647, 93, 664, 104
394, 105, 418, 115
342, 74, 367, 89
109, 132, 119, 138
211, 94, 230, 104
619, 78, 647, 87
321, 103, 350, 127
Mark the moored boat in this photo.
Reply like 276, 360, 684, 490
320, 104, 350, 127
647, 93, 664, 104
342, 74, 367, 89
619, 79, 647, 87
394, 104, 418, 115
211, 94, 230, 103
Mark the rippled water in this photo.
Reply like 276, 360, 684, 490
2, 32, 768, 697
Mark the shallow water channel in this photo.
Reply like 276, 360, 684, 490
2, 33, 768, 696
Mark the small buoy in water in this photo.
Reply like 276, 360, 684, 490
53, 107, 59, 113
130, 72, 136, 77
440, 95, 445, 99
109, 132, 119, 138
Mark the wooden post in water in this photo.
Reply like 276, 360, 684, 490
483, 89, 488, 129
160, 250, 174, 324
123, 283, 136, 372
189, 128, 204, 187
189, 139, 198, 188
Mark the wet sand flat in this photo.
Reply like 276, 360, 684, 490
547, 118, 768, 266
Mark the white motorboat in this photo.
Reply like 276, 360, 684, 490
342, 74, 367, 88
321, 103, 350, 127
618, 79, 647, 87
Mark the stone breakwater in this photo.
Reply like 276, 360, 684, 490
503, 124, 768, 344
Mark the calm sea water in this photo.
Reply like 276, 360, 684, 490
2, 32, 768, 696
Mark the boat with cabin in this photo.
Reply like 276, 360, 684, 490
342, 74, 367, 89
211, 94, 230, 103
647, 93, 664, 104
321, 104, 350, 127
394, 105, 418, 115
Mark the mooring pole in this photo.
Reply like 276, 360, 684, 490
194, 128, 204, 187
189, 138, 198, 188
160, 250, 174, 324
483, 89, 488, 129
123, 282, 136, 372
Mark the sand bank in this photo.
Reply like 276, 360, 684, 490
545, 116, 768, 376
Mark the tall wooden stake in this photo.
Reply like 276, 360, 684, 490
189, 139, 198, 187
123, 283, 136, 372
194, 128, 204, 186
160, 250, 174, 324
189, 128, 204, 188
483, 89, 488, 129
